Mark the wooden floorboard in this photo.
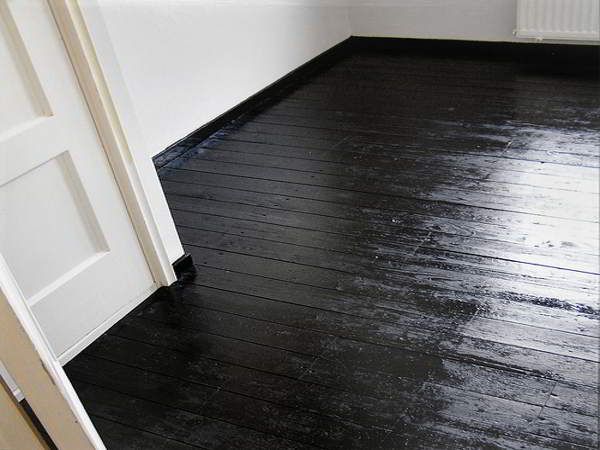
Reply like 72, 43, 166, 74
66, 48, 599, 449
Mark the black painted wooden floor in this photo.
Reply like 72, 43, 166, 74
66, 48, 599, 449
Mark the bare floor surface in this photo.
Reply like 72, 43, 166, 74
67, 48, 599, 449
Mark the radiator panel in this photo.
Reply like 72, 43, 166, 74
517, 0, 600, 41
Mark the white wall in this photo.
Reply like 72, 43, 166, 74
349, 0, 520, 42
349, 0, 598, 44
97, 0, 351, 158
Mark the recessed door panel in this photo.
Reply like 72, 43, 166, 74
0, 0, 50, 136
0, 153, 106, 301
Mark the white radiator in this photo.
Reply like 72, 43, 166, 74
516, 0, 600, 41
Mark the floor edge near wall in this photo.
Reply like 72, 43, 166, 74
350, 36, 600, 66
152, 36, 599, 170
152, 37, 355, 169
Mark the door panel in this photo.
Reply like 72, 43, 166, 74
2, 152, 107, 300
0, 0, 154, 359
0, 0, 50, 137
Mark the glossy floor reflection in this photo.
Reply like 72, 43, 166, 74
66, 48, 599, 449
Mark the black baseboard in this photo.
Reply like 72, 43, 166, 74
153, 36, 598, 168
153, 36, 354, 169
172, 253, 195, 279
350, 36, 599, 68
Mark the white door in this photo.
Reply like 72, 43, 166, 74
0, 0, 155, 361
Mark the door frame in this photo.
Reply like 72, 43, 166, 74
48, 0, 178, 288
0, 255, 103, 449
0, 376, 47, 449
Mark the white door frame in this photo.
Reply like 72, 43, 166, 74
48, 0, 178, 287
0, 377, 47, 449
0, 255, 104, 449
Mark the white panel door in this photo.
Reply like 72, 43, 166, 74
0, 0, 154, 360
